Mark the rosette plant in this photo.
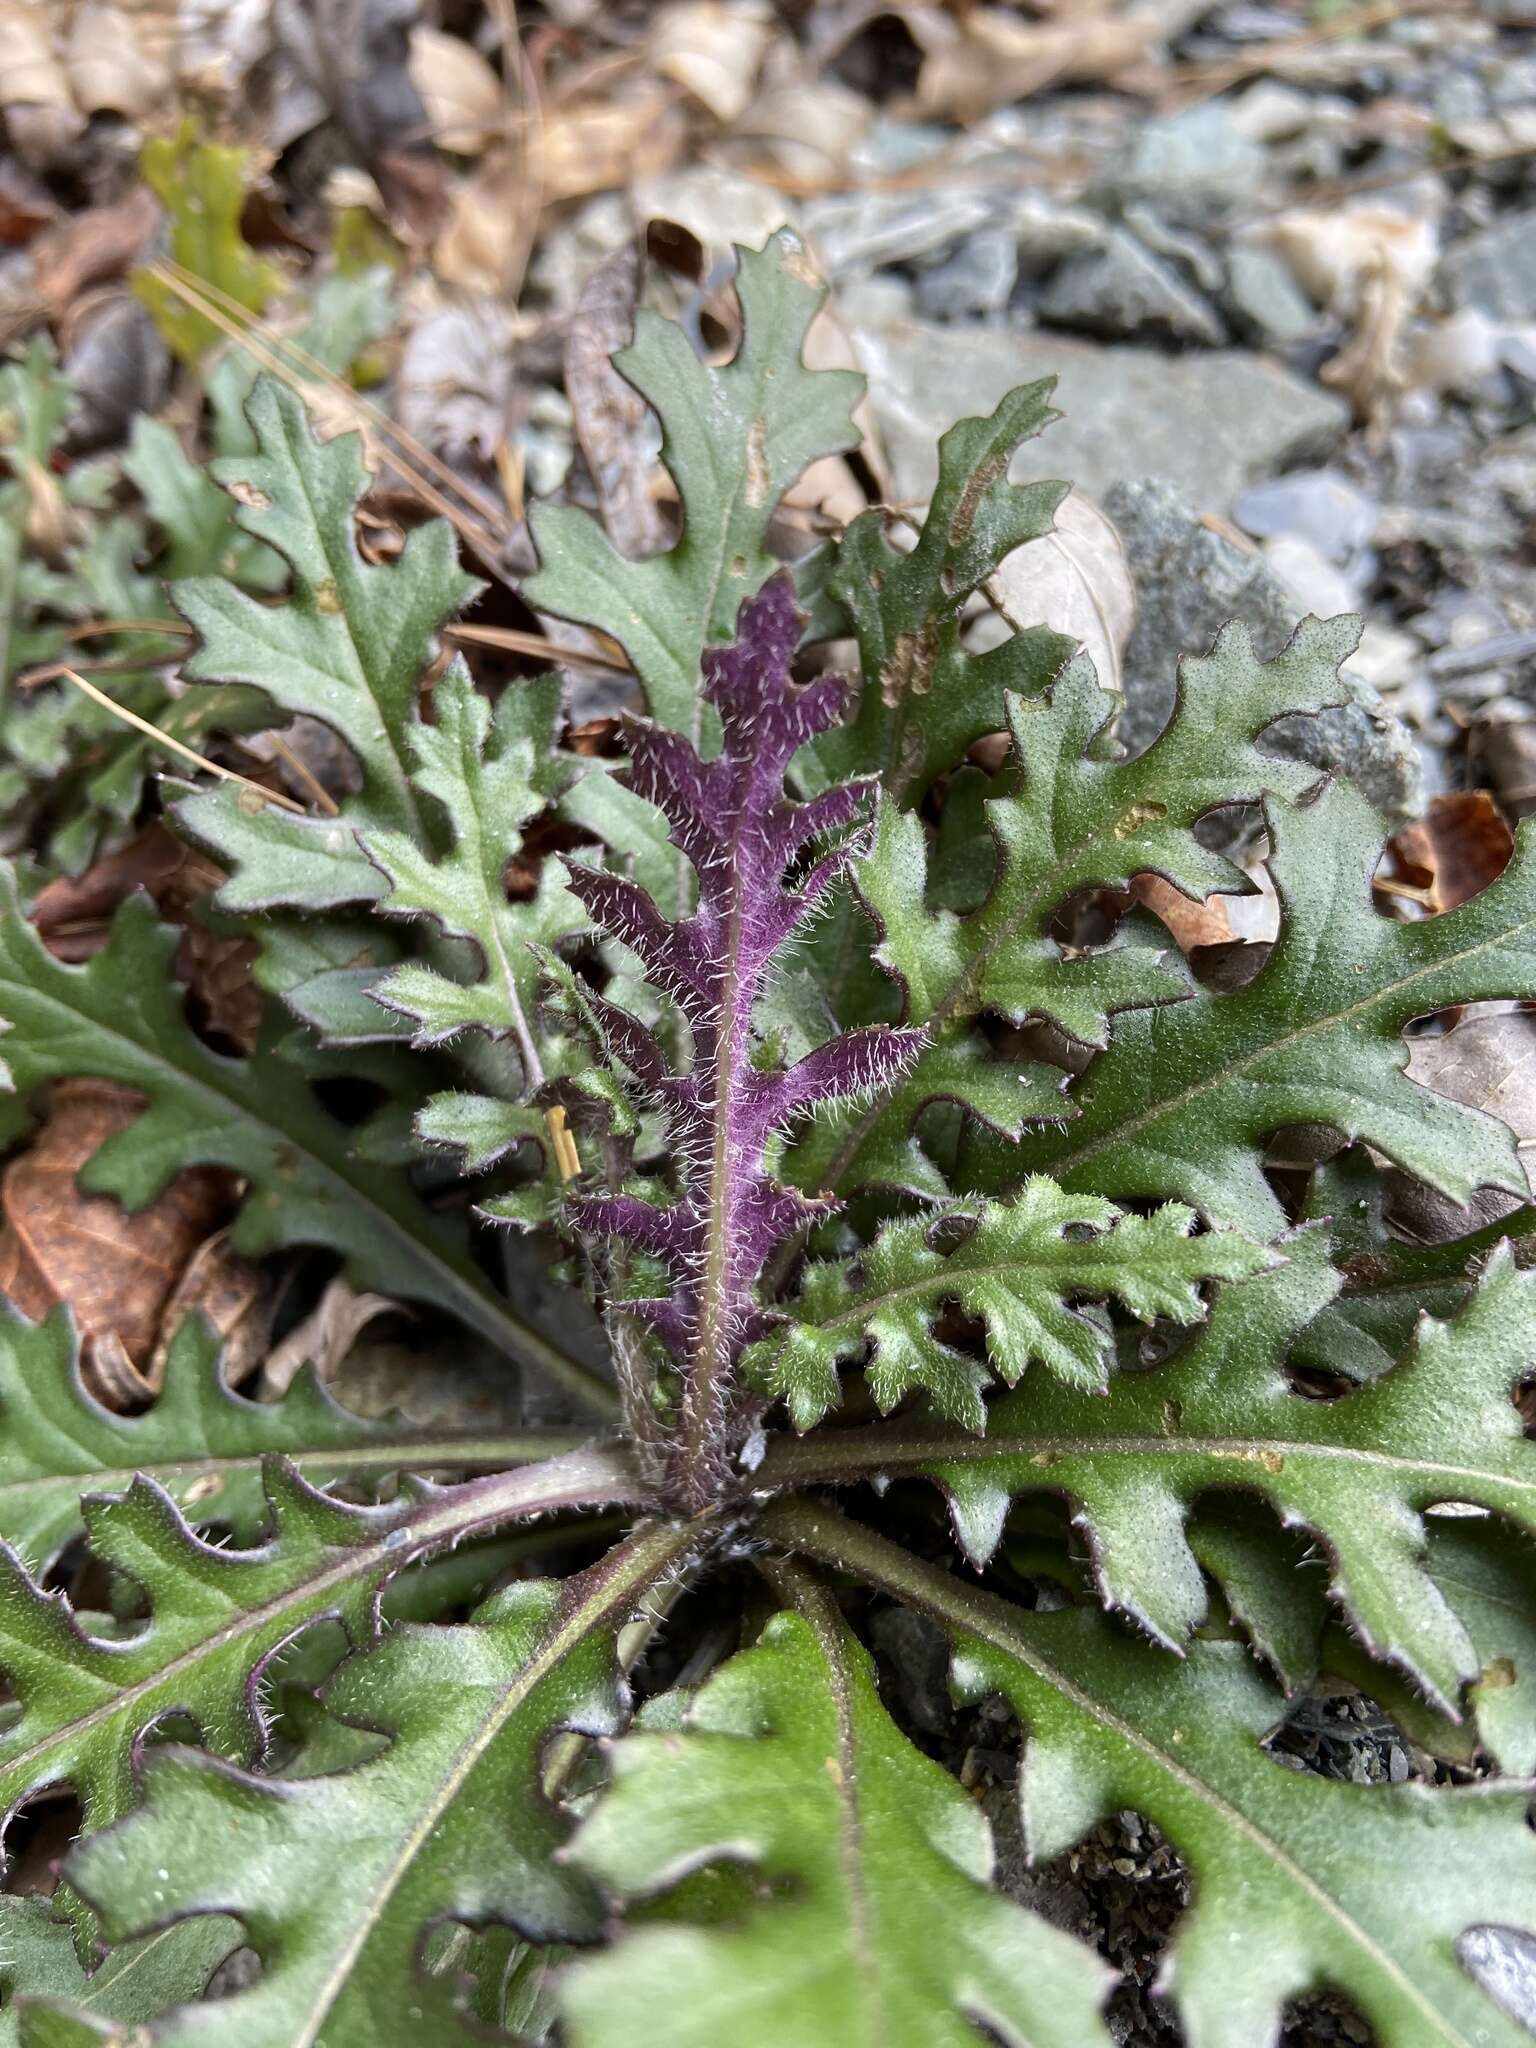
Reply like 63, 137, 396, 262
0, 232, 1534, 2046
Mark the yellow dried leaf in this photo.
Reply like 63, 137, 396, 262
0, 0, 73, 111
65, 1, 173, 120
648, 0, 772, 126
912, 6, 1156, 124
408, 24, 504, 157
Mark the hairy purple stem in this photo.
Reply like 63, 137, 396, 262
563, 576, 923, 1513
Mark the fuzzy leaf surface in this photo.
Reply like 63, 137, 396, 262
778, 1230, 1536, 1707
361, 667, 580, 1076
1010, 783, 1536, 1233
0, 873, 607, 1405
809, 381, 1071, 803
0, 1310, 582, 1570
121, 415, 280, 589
774, 1503, 1536, 2048
563, 1592, 1113, 2048
67, 1525, 692, 2047
526, 231, 861, 737
1292, 1145, 1536, 1381
0, 1451, 638, 1851
747, 1178, 1271, 1429
1197, 1505, 1536, 1774
173, 377, 478, 897
0, 1896, 241, 2048
800, 621, 1358, 1200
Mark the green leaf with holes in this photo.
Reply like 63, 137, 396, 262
562, 1595, 1114, 2048
65, 1526, 688, 2046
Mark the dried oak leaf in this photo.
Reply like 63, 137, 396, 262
0, 159, 56, 248
566, 245, 670, 561
907, 6, 1159, 124
1128, 873, 1235, 951
1378, 791, 1514, 917
0, 1079, 255, 1405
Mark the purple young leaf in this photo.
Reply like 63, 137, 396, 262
565, 573, 922, 1509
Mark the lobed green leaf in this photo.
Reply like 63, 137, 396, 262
526, 230, 861, 739
563, 1582, 1113, 2048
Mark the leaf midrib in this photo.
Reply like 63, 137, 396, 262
1046, 905, 1536, 1187
277, 403, 425, 844
289, 1516, 692, 2048
763, 1430, 1536, 1503
796, 1244, 1207, 1338
772, 1505, 1483, 2048
0, 1430, 591, 1529
0, 1453, 636, 1793
1, 959, 609, 1407
831, 787, 1202, 1192
985, 1628, 1471, 2048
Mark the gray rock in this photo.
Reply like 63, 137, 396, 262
1002, 193, 1105, 277
916, 228, 1018, 322
1122, 205, 1224, 293
852, 315, 1349, 512
1263, 531, 1362, 616
1227, 79, 1313, 143
837, 273, 916, 329
1459, 1927, 1536, 2034
63, 296, 171, 453
1223, 244, 1319, 344
867, 1606, 952, 1737
1099, 103, 1266, 221
1433, 68, 1489, 128
1104, 478, 1422, 820
802, 187, 995, 278
847, 116, 953, 179
1270, 698, 1424, 825
1106, 477, 1301, 753
1440, 211, 1536, 323
1490, 54, 1536, 108
1234, 467, 1378, 576
1039, 227, 1226, 346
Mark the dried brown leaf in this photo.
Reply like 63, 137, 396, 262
33, 185, 158, 321
910, 6, 1158, 123
0, 1079, 238, 1398
145, 1226, 268, 1393
1407, 1005, 1536, 1189
260, 1273, 401, 1397
647, 0, 773, 126
0, 159, 57, 247
1379, 791, 1514, 916
0, 1, 76, 114
31, 827, 220, 961
729, 78, 871, 183
407, 23, 504, 157
1129, 872, 1235, 951
31, 825, 261, 1052
540, 89, 688, 206
20, 458, 84, 558
1262, 203, 1438, 417
433, 148, 523, 290
64, 1, 174, 120
566, 245, 669, 560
